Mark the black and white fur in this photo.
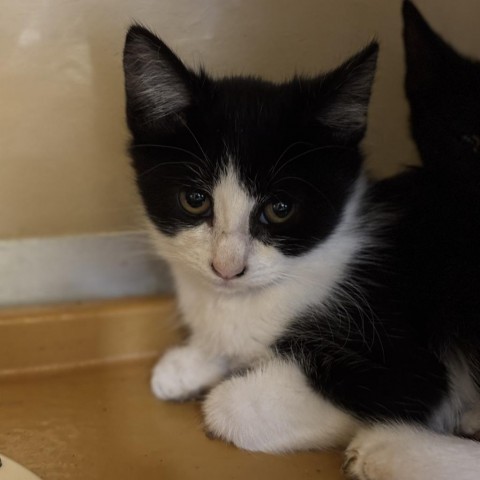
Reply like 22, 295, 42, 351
339, 2, 480, 479
123, 11, 480, 479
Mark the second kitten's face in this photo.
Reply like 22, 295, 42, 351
403, 0, 480, 171
123, 27, 377, 292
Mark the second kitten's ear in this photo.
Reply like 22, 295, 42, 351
318, 42, 379, 143
123, 25, 193, 134
402, 0, 459, 96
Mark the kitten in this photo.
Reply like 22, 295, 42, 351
123, 12, 480, 480
343, 2, 480, 479
404, 0, 480, 177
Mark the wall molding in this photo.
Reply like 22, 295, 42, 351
0, 296, 178, 375
0, 231, 171, 307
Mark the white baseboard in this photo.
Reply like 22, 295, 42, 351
0, 231, 172, 307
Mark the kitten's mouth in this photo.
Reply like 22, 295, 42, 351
212, 276, 244, 289
209, 272, 250, 292
209, 271, 276, 293
210, 263, 247, 281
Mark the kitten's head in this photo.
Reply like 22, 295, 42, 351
123, 26, 377, 292
403, 0, 480, 170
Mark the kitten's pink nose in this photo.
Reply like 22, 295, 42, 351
211, 262, 246, 280
211, 232, 249, 281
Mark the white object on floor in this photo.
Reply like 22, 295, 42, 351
0, 455, 42, 480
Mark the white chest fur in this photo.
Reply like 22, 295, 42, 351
171, 211, 364, 367
173, 267, 316, 365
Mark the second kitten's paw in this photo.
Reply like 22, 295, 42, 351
343, 428, 397, 480
343, 448, 372, 480
345, 424, 480, 480
151, 345, 227, 402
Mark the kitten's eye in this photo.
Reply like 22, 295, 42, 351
260, 198, 295, 224
179, 189, 212, 216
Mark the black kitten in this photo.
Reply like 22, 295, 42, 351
341, 4, 480, 479
404, 0, 480, 181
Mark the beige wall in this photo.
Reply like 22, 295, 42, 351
0, 0, 478, 239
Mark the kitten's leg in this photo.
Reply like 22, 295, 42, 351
203, 358, 360, 452
344, 424, 480, 480
151, 343, 229, 401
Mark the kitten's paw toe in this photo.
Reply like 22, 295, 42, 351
344, 428, 396, 480
151, 360, 199, 401
203, 427, 219, 441
342, 449, 369, 480
151, 346, 222, 401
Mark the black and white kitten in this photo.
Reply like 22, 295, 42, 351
123, 13, 480, 480
344, 3, 480, 480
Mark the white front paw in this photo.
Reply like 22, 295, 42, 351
151, 345, 228, 402
203, 374, 267, 451
203, 359, 358, 453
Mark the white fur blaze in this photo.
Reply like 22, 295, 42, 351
151, 344, 229, 401
203, 359, 359, 453
211, 165, 254, 278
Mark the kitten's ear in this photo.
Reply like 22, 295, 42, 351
123, 25, 192, 134
318, 42, 378, 142
402, 0, 459, 97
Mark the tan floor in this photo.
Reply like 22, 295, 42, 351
0, 298, 345, 480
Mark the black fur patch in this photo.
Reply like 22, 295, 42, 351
275, 157, 480, 422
